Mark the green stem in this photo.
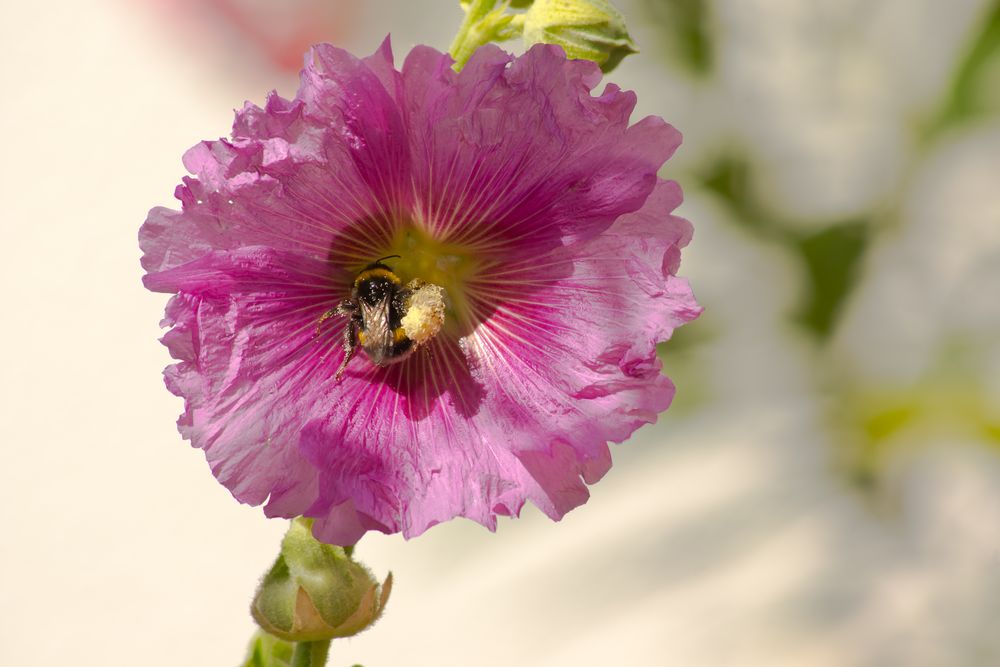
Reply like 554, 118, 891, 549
291, 640, 331, 667
449, 0, 499, 70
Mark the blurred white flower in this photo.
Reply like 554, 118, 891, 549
831, 122, 1000, 418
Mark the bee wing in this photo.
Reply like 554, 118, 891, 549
360, 297, 393, 363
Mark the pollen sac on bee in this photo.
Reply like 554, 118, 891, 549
401, 281, 447, 345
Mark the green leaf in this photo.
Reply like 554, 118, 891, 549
793, 222, 869, 339
243, 631, 295, 667
641, 0, 713, 77
925, 0, 1000, 137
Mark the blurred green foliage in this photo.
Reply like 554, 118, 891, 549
657, 321, 714, 415
793, 223, 868, 338
700, 155, 870, 340
837, 373, 1000, 492
644, 0, 1000, 490
926, 0, 1000, 139
642, 0, 713, 76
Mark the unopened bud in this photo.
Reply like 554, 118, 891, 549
251, 519, 392, 642
522, 0, 638, 72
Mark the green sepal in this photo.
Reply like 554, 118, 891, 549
243, 631, 295, 667
251, 518, 392, 642
450, 0, 523, 69
522, 0, 637, 72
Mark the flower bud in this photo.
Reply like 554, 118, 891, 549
522, 0, 638, 72
251, 519, 392, 642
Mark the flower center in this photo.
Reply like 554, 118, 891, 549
378, 225, 481, 336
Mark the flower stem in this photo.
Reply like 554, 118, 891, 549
291, 640, 331, 667
448, 0, 500, 70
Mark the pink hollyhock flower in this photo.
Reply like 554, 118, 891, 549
141, 38, 701, 544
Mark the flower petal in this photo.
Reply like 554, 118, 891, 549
401, 44, 681, 256
298, 41, 412, 222
155, 247, 338, 512
461, 180, 700, 518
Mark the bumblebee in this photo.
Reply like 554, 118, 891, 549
319, 256, 419, 379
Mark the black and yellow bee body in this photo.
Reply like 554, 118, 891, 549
319, 257, 417, 379
352, 263, 415, 365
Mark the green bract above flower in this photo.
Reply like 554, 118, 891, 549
522, 0, 637, 72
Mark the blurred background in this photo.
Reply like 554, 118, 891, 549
2, 0, 999, 664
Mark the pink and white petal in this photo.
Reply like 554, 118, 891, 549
142, 136, 403, 279
155, 248, 347, 514
456, 180, 700, 519
142, 167, 334, 277
141, 43, 412, 277
232, 91, 305, 141
401, 44, 681, 256
295, 330, 559, 541
297, 42, 413, 221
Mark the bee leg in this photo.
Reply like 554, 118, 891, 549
334, 316, 358, 382
315, 299, 356, 337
